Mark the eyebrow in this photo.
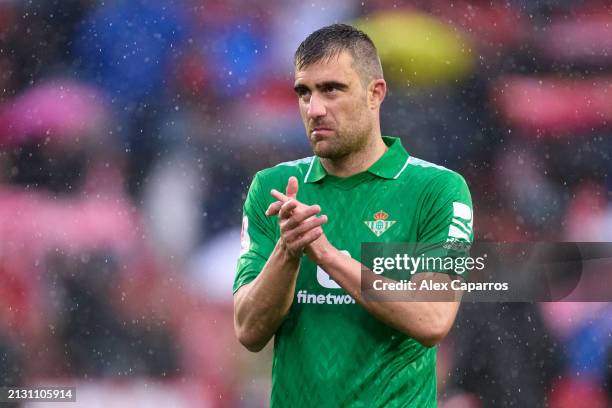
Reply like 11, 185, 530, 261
293, 80, 349, 94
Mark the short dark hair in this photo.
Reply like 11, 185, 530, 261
294, 23, 383, 85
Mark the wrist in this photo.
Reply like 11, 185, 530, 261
275, 239, 303, 264
306, 235, 333, 265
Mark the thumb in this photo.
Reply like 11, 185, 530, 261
286, 176, 298, 199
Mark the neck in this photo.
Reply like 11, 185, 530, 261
320, 133, 387, 177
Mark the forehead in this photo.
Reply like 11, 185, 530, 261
294, 51, 359, 85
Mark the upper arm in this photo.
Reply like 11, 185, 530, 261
233, 173, 277, 294
409, 173, 472, 343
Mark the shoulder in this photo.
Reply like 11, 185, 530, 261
244, 157, 313, 210
255, 156, 316, 186
400, 155, 468, 190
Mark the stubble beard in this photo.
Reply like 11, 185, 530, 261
310, 121, 372, 161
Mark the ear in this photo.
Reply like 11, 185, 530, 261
367, 79, 387, 110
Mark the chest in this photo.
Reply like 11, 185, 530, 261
299, 181, 423, 257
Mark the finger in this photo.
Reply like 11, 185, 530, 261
284, 215, 327, 242
265, 200, 283, 216
278, 199, 299, 220
281, 204, 321, 231
271, 189, 289, 202
290, 227, 323, 250
286, 176, 298, 200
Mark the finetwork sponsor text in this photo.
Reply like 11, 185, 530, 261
297, 290, 356, 305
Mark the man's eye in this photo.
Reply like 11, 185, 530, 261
322, 86, 337, 93
296, 89, 310, 98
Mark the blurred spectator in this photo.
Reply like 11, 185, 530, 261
75, 0, 188, 105
449, 303, 563, 407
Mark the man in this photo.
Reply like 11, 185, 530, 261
233, 24, 473, 407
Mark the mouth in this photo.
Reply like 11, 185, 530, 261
310, 127, 334, 135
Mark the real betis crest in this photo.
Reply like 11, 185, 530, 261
364, 210, 396, 237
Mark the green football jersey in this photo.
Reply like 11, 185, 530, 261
234, 136, 473, 407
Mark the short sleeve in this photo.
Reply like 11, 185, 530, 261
233, 172, 277, 293
413, 171, 474, 277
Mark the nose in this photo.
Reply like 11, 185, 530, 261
307, 93, 326, 119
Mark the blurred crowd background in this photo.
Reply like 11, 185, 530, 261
0, 0, 611, 407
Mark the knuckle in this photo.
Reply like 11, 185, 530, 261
302, 222, 314, 233
303, 218, 316, 229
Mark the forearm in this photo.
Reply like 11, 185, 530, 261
234, 241, 301, 351
310, 242, 461, 347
